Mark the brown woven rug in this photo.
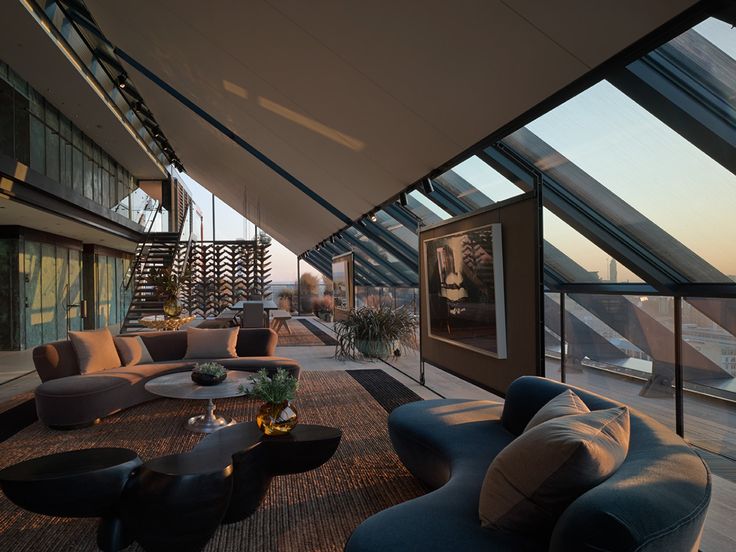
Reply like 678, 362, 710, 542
276, 318, 337, 347
0, 371, 425, 551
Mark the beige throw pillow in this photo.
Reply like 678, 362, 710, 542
479, 406, 630, 534
68, 328, 122, 374
114, 336, 154, 366
524, 389, 590, 432
185, 327, 238, 359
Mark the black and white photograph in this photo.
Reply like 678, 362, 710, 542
423, 223, 506, 358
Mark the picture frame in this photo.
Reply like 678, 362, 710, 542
422, 222, 507, 358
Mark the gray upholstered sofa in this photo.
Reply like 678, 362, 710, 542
346, 376, 711, 551
33, 328, 300, 428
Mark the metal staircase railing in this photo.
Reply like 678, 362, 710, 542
123, 202, 163, 292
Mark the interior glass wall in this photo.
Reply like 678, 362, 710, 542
0, 58, 150, 225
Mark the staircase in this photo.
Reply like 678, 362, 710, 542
120, 232, 182, 333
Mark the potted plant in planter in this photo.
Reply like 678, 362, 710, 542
148, 266, 189, 318
334, 306, 418, 360
278, 289, 294, 313
312, 295, 334, 322
191, 362, 227, 386
240, 368, 299, 435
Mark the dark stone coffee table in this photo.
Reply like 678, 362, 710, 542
0, 447, 142, 551
193, 422, 342, 522
120, 451, 234, 552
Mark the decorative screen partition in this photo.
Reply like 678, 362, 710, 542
181, 239, 272, 319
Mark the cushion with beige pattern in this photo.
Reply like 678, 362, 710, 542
114, 335, 154, 367
524, 389, 590, 432
479, 406, 630, 534
184, 326, 239, 359
68, 328, 122, 374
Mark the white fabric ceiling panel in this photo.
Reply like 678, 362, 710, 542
504, 0, 697, 68
85, 0, 696, 254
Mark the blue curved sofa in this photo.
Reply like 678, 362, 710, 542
345, 376, 711, 551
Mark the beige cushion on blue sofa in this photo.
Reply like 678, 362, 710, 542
479, 406, 630, 534
524, 389, 590, 432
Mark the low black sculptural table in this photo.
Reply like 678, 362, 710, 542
192, 422, 342, 523
0, 422, 343, 551
0, 447, 142, 551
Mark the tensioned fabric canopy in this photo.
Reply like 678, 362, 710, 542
85, 0, 696, 254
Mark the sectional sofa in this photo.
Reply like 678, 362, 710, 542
33, 328, 300, 428
346, 376, 712, 551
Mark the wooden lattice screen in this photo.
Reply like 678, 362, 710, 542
181, 240, 272, 318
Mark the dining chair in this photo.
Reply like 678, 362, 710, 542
240, 302, 266, 328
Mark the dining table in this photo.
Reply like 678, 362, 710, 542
231, 299, 279, 313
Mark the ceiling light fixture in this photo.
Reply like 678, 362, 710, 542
370, 213, 377, 222
115, 73, 127, 89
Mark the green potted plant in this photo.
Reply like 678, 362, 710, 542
312, 295, 334, 322
240, 368, 299, 435
334, 306, 418, 360
148, 266, 189, 318
191, 362, 227, 386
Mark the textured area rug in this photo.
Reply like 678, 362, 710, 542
276, 318, 337, 347
0, 371, 425, 551
347, 370, 422, 414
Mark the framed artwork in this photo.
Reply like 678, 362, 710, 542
331, 253, 354, 314
422, 223, 506, 358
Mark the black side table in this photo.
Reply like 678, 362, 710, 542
120, 451, 234, 552
193, 422, 342, 523
0, 447, 142, 551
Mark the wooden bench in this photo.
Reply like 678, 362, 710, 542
270, 310, 292, 335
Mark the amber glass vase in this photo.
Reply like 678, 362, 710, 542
256, 401, 298, 435
163, 296, 182, 318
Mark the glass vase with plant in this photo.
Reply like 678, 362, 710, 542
334, 306, 418, 360
148, 266, 189, 318
240, 368, 299, 435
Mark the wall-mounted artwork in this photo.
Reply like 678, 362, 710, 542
423, 223, 506, 358
331, 253, 354, 318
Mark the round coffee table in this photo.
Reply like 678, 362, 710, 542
145, 371, 253, 433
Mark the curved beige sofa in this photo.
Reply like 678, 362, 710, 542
33, 328, 300, 429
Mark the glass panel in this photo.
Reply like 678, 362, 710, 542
72, 146, 83, 194
562, 293, 676, 430
29, 115, 44, 173
345, 227, 416, 283
451, 156, 522, 203
544, 209, 643, 283
681, 297, 736, 459
407, 190, 449, 223
519, 80, 736, 282
45, 125, 60, 182
0, 80, 13, 159
544, 292, 563, 382
374, 210, 417, 248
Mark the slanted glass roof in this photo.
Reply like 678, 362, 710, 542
544, 209, 643, 284
449, 157, 522, 205
519, 80, 736, 282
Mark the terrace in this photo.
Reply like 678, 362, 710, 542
0, 1, 735, 551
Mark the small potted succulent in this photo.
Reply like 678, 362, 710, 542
191, 362, 228, 386
240, 368, 299, 435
